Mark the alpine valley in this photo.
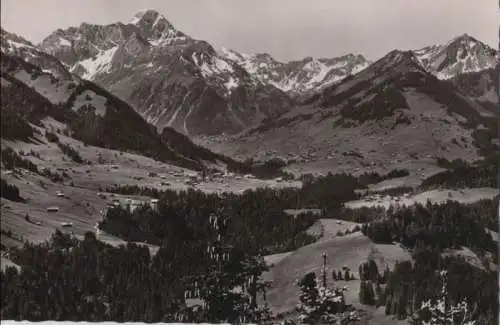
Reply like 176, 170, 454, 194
1, 8, 499, 325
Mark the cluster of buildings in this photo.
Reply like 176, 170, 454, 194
104, 196, 159, 213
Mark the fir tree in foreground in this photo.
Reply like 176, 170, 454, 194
409, 270, 477, 325
295, 271, 359, 324
180, 211, 271, 323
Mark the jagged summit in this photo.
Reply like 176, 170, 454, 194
130, 9, 164, 24
379, 49, 423, 69
450, 33, 476, 43
413, 33, 497, 79
128, 9, 186, 43
219, 48, 371, 95
1, 28, 36, 50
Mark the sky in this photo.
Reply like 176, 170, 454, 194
1, 0, 498, 61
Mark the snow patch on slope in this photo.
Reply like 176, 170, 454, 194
225, 76, 239, 92
57, 37, 72, 47
76, 46, 118, 80
191, 52, 240, 94
220, 47, 245, 62
3, 39, 37, 52
149, 28, 187, 46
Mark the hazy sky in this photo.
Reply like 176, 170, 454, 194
1, 0, 498, 61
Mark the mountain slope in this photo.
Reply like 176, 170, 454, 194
220, 48, 371, 96
212, 50, 499, 174
1, 30, 244, 172
447, 68, 498, 103
39, 10, 293, 136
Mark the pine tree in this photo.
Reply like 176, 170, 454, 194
359, 281, 376, 306
296, 272, 320, 324
382, 265, 391, 284
368, 260, 379, 281
385, 295, 392, 315
296, 271, 351, 324
376, 286, 386, 307
344, 269, 350, 281
409, 270, 477, 325
359, 280, 366, 304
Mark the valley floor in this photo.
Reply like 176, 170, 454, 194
1, 125, 299, 249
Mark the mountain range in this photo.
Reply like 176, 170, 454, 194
35, 10, 498, 138
38, 10, 292, 136
210, 49, 499, 175
1, 9, 498, 175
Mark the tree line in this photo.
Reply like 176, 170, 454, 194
356, 249, 497, 325
421, 154, 498, 189
1, 147, 66, 183
361, 199, 498, 261
1, 179, 24, 202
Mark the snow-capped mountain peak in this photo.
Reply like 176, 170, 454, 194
129, 9, 189, 46
413, 33, 497, 79
37, 11, 292, 136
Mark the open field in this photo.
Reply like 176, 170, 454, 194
1, 123, 300, 248
263, 230, 411, 324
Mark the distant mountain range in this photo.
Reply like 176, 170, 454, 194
219, 48, 371, 95
1, 9, 498, 174
33, 10, 497, 137
211, 48, 499, 173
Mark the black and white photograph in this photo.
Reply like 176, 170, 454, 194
0, 0, 498, 324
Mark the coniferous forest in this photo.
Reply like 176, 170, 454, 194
357, 198, 498, 325
1, 169, 498, 324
